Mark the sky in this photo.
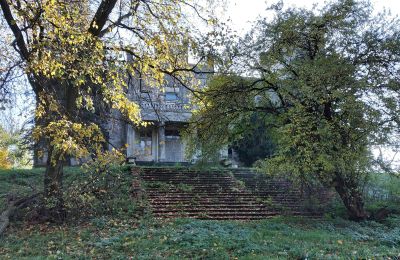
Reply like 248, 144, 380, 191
224, 0, 400, 35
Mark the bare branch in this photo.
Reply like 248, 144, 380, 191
0, 0, 30, 60
98, 0, 141, 37
88, 0, 119, 36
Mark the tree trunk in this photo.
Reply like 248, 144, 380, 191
334, 174, 368, 221
43, 146, 66, 221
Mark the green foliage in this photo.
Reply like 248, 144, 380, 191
362, 172, 400, 214
322, 171, 400, 218
366, 173, 400, 200
0, 126, 31, 168
185, 75, 260, 160
144, 181, 174, 192
232, 113, 276, 166
176, 183, 194, 192
188, 0, 400, 219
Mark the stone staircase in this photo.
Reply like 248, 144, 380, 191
135, 167, 331, 220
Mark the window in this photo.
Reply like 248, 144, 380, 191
165, 92, 178, 101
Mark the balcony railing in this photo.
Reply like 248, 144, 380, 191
140, 102, 191, 112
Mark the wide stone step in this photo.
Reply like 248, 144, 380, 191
143, 183, 238, 187
151, 210, 283, 216
151, 211, 309, 218
143, 175, 231, 177
153, 215, 276, 220
142, 178, 234, 181
148, 196, 303, 201
145, 189, 242, 192
142, 181, 237, 185
149, 206, 305, 211
152, 209, 277, 214
151, 199, 303, 203
147, 199, 303, 204
147, 192, 302, 200
144, 186, 239, 189
149, 202, 270, 207
143, 179, 294, 187
147, 199, 304, 206
141, 172, 231, 175
142, 173, 263, 177
141, 172, 232, 175
145, 185, 302, 195
146, 193, 303, 199
145, 190, 250, 194
145, 189, 302, 194
149, 201, 304, 208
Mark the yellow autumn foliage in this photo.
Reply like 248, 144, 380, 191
0, 148, 11, 169
2, 0, 214, 165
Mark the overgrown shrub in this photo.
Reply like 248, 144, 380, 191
64, 150, 132, 218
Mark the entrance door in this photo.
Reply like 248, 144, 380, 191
165, 127, 184, 162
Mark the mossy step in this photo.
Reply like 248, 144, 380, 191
141, 178, 235, 182
147, 199, 303, 204
149, 202, 272, 207
146, 193, 302, 198
151, 206, 303, 210
151, 211, 309, 217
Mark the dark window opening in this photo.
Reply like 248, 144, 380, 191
165, 128, 180, 140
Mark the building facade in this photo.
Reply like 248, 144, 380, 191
33, 59, 224, 166
107, 63, 210, 164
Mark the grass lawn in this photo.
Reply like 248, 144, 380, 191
0, 167, 399, 259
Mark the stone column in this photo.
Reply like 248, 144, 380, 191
126, 124, 136, 158
158, 123, 166, 162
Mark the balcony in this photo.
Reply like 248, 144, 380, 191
139, 102, 192, 122
140, 102, 192, 112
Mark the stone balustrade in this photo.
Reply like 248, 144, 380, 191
140, 102, 191, 112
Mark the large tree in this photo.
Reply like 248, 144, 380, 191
0, 0, 215, 219
188, 0, 400, 220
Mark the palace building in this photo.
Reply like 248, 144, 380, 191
33, 57, 225, 166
